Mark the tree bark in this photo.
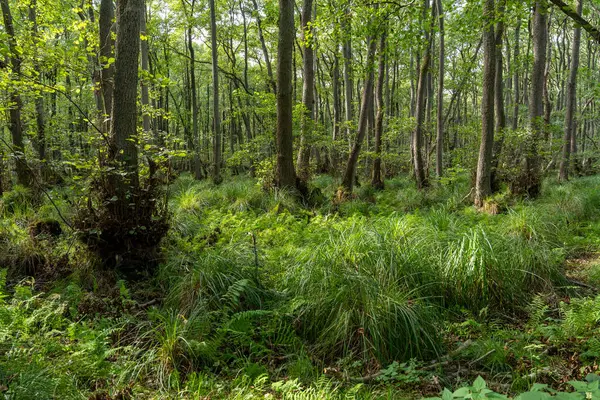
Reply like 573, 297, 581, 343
140, 3, 151, 134
209, 0, 223, 184
434, 0, 445, 177
109, 0, 143, 207
99, 0, 115, 131
252, 0, 276, 93
558, 0, 583, 181
341, 35, 377, 194
474, 0, 496, 207
296, 0, 315, 184
371, 30, 386, 190
1, 0, 30, 187
275, 0, 297, 189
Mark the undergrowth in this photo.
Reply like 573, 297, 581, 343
1, 173, 600, 398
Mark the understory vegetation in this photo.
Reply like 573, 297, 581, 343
2, 173, 600, 399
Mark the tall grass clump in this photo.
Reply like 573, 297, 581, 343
284, 219, 441, 364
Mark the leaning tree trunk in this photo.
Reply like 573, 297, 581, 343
1, 0, 30, 187
558, 0, 583, 181
209, 0, 223, 184
371, 29, 386, 190
341, 35, 377, 194
296, 0, 315, 184
474, 0, 496, 207
275, 0, 297, 189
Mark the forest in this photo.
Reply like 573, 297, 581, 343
1, 0, 600, 398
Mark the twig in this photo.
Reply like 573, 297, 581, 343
468, 349, 495, 367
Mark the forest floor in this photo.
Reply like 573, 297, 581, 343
1, 173, 600, 399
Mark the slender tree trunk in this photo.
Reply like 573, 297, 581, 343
140, 3, 151, 133
412, 46, 431, 189
186, 17, 203, 179
435, 0, 445, 177
209, 0, 222, 184
275, 0, 297, 189
371, 29, 386, 190
1, 0, 30, 187
341, 35, 377, 194
512, 19, 521, 131
99, 0, 115, 132
558, 0, 583, 181
252, 0, 276, 93
491, 0, 506, 191
296, 0, 315, 183
474, 0, 496, 207
342, 4, 353, 147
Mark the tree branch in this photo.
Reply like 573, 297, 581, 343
547, 0, 600, 44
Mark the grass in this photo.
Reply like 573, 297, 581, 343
1, 173, 600, 398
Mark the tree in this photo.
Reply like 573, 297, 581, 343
434, 0, 444, 178
474, 0, 496, 207
210, 0, 223, 184
296, 0, 316, 184
558, 0, 583, 181
371, 28, 386, 190
1, 0, 31, 187
275, 0, 297, 189
341, 34, 377, 194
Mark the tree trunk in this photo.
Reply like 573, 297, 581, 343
275, 0, 297, 189
341, 35, 377, 194
99, 0, 115, 132
1, 0, 30, 187
371, 29, 386, 190
296, 0, 315, 184
108, 0, 143, 208
434, 0, 445, 177
474, 0, 496, 207
521, 0, 548, 197
491, 0, 506, 192
209, 0, 223, 184
412, 48, 431, 189
252, 0, 276, 93
140, 3, 151, 133
558, 0, 583, 181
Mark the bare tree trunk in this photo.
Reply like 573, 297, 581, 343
511, 19, 521, 131
474, 0, 496, 207
341, 36, 377, 194
342, 4, 353, 147
296, 0, 315, 184
108, 0, 143, 206
252, 0, 276, 93
99, 0, 115, 132
140, 3, 151, 133
371, 29, 386, 190
209, 0, 222, 184
434, 0, 444, 177
491, 0, 506, 192
521, 0, 548, 197
275, 0, 297, 189
1, 0, 30, 187
558, 0, 583, 181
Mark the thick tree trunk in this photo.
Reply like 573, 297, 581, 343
491, 0, 506, 191
1, 0, 30, 187
474, 0, 496, 207
521, 0, 548, 197
275, 0, 297, 189
412, 47, 431, 189
558, 0, 583, 181
512, 19, 521, 131
371, 30, 386, 190
341, 36, 377, 194
209, 0, 222, 184
109, 0, 143, 207
296, 0, 315, 184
